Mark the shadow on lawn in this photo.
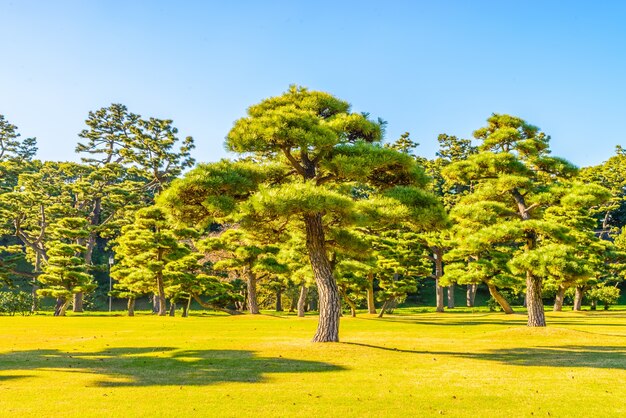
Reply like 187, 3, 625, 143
0, 347, 343, 387
343, 342, 626, 369
365, 316, 626, 328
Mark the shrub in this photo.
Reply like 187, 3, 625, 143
587, 285, 620, 310
0, 291, 34, 316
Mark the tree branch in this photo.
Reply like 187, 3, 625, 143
282, 147, 306, 176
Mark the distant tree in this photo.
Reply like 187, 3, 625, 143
74, 104, 195, 311
197, 228, 284, 314
385, 131, 419, 154
443, 114, 586, 327
37, 217, 95, 316
579, 146, 626, 236
416, 133, 476, 309
0, 115, 37, 162
373, 230, 431, 317
111, 207, 191, 316
163, 252, 242, 317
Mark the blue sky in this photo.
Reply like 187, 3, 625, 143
1, 1, 625, 167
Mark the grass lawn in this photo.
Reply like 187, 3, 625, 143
1, 310, 625, 417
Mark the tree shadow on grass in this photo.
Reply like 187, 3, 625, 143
0, 347, 344, 387
360, 316, 626, 328
343, 342, 626, 369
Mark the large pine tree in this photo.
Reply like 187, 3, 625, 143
160, 86, 440, 341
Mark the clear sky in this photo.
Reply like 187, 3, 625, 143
1, 0, 625, 167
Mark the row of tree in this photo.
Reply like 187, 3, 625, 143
1, 86, 625, 342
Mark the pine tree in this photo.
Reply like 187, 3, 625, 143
0, 114, 37, 162
74, 104, 196, 311
111, 207, 191, 316
197, 228, 285, 314
442, 114, 606, 326
37, 218, 94, 316
160, 86, 440, 341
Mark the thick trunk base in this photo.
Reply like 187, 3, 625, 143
157, 278, 167, 316
526, 274, 546, 327
54, 297, 70, 317
573, 287, 584, 311
305, 213, 340, 342
435, 279, 444, 313
246, 271, 260, 314
366, 273, 376, 314
466, 284, 477, 307
447, 284, 455, 309
553, 285, 566, 312
182, 296, 191, 317
72, 292, 84, 313
152, 294, 160, 314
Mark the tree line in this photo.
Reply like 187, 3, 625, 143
1, 86, 625, 342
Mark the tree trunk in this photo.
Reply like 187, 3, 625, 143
573, 286, 584, 311
169, 301, 176, 317
182, 296, 191, 317
434, 252, 444, 312
156, 271, 167, 316
53, 297, 65, 316
553, 285, 566, 312
275, 288, 283, 312
297, 285, 308, 317
304, 212, 340, 342
127, 298, 135, 316
54, 297, 70, 316
81, 197, 100, 312
31, 254, 41, 313
72, 292, 84, 313
466, 284, 477, 307
244, 267, 260, 314
152, 293, 160, 314
590, 299, 597, 311
341, 292, 357, 317
526, 273, 546, 327
289, 292, 297, 312
447, 283, 455, 309
435, 279, 445, 312
512, 189, 546, 327
378, 298, 394, 318
366, 272, 376, 314
31, 282, 39, 313
58, 299, 71, 316
487, 284, 514, 314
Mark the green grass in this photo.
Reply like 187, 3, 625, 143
1, 311, 625, 417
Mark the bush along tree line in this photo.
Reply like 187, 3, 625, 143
1, 86, 626, 341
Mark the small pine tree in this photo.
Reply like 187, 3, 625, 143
37, 218, 94, 316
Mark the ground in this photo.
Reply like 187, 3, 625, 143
1, 310, 625, 417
